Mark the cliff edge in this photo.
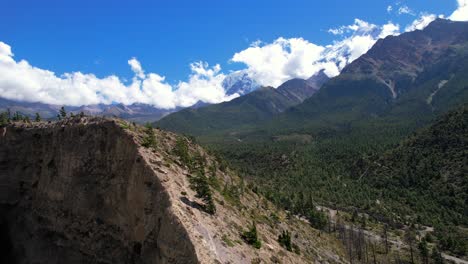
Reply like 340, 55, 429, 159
0, 117, 346, 263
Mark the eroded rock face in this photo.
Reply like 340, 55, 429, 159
0, 119, 198, 264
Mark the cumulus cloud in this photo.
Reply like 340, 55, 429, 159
0, 41, 233, 109
231, 38, 325, 87
449, 0, 468, 21
128, 57, 145, 79
3, 1, 463, 109
232, 19, 400, 87
0, 42, 14, 63
328, 19, 378, 36
379, 23, 400, 38
387, 5, 393, 13
173, 62, 238, 107
405, 13, 438, 32
398, 5, 415, 16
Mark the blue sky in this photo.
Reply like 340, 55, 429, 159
0, 0, 465, 108
1, 0, 455, 81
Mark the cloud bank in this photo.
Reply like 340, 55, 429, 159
0, 1, 465, 109
449, 0, 468, 21
0, 43, 234, 109
232, 19, 399, 87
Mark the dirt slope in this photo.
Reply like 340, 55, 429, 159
0, 117, 347, 263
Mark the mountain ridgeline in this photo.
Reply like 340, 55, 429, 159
158, 19, 468, 142
155, 18, 468, 256
156, 72, 328, 139
0, 98, 180, 123
1, 17, 468, 264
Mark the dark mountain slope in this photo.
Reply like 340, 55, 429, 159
195, 20, 468, 237
356, 104, 468, 226
256, 19, 468, 140
156, 76, 327, 137
159, 19, 468, 145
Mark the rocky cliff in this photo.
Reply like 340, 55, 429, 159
0, 117, 346, 263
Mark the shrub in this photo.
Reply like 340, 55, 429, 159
0, 112, 9, 125
278, 230, 292, 251
59, 106, 67, 118
222, 235, 235, 247
173, 137, 192, 167
307, 208, 328, 230
142, 123, 157, 148
242, 223, 262, 249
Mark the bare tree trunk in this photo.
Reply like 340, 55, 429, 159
409, 243, 414, 264
383, 224, 389, 255
364, 237, 369, 264
371, 242, 377, 264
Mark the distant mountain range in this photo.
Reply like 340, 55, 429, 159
273, 19, 468, 132
155, 71, 329, 137
155, 19, 468, 240
0, 98, 180, 123
157, 19, 468, 142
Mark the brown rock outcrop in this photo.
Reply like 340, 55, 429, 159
0, 118, 347, 264
0, 118, 197, 264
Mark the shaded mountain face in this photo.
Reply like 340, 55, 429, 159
159, 19, 468, 143
269, 19, 468, 135
156, 76, 328, 137
341, 18, 468, 98
0, 98, 178, 123
306, 69, 329, 88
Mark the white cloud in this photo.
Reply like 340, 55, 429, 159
379, 22, 400, 38
387, 5, 393, 13
5, 4, 461, 109
398, 5, 415, 16
232, 19, 401, 87
328, 28, 345, 35
449, 0, 468, 21
128, 57, 145, 79
405, 13, 438, 32
231, 37, 325, 87
0, 41, 233, 109
174, 62, 237, 107
328, 19, 378, 36
0, 42, 14, 63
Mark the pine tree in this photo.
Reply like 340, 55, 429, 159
12, 111, 22, 121
242, 222, 261, 249
418, 240, 429, 264
35, 112, 41, 122
141, 123, 157, 148
189, 171, 216, 215
59, 106, 67, 118
405, 228, 416, 264
0, 112, 8, 125
431, 248, 444, 264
